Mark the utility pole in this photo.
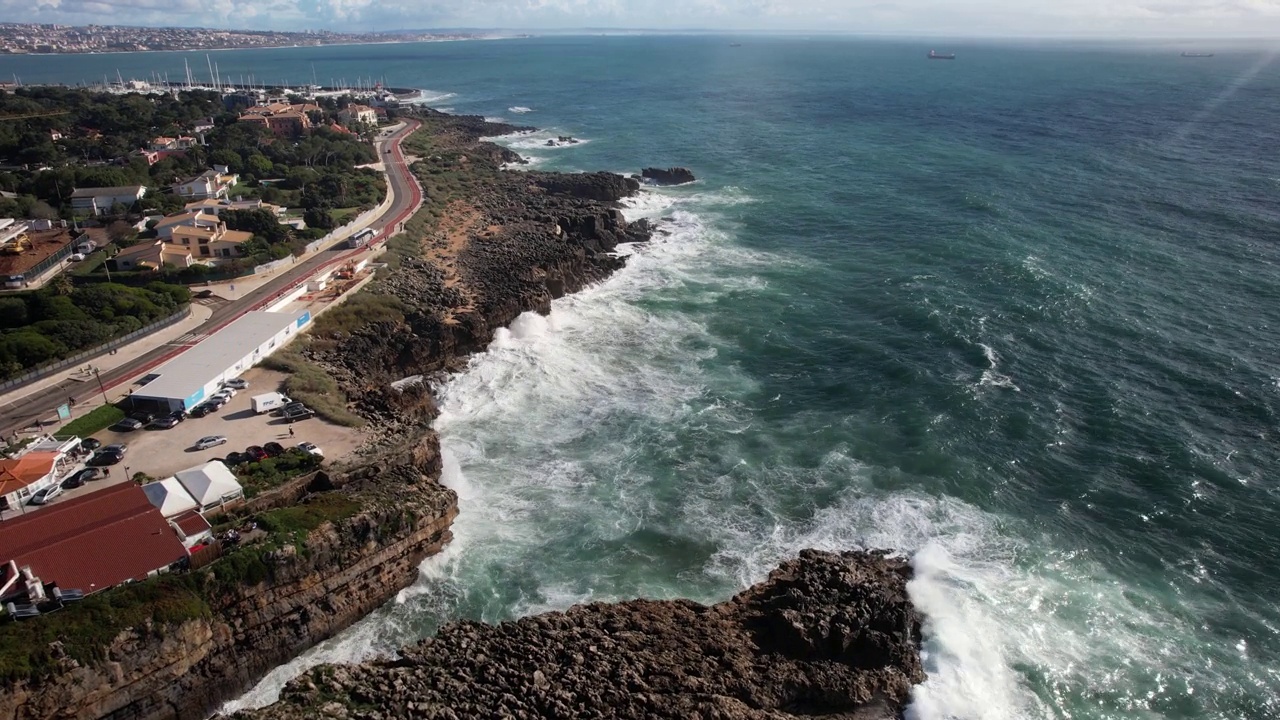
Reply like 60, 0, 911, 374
92, 367, 108, 405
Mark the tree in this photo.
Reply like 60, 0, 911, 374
303, 207, 335, 231
50, 274, 73, 297
0, 297, 28, 328
106, 220, 135, 245
246, 153, 273, 176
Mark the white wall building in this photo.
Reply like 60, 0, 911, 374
68, 185, 147, 216
173, 462, 243, 513
130, 310, 312, 412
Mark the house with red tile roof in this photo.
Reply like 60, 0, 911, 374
0, 483, 187, 604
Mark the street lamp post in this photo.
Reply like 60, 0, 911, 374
93, 367, 108, 405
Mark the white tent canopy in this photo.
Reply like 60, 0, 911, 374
142, 478, 199, 518
173, 461, 243, 511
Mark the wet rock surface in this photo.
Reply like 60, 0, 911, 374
641, 166, 697, 185
234, 550, 924, 720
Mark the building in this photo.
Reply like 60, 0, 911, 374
173, 461, 244, 513
0, 227, 78, 289
237, 103, 319, 138
68, 185, 146, 216
109, 239, 195, 271
172, 169, 238, 201
142, 477, 199, 517
0, 451, 66, 513
184, 198, 286, 218
132, 148, 161, 166
171, 510, 212, 549
129, 310, 312, 412
154, 210, 221, 239
338, 103, 377, 127
0, 484, 187, 604
164, 223, 253, 260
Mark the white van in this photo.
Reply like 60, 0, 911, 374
251, 392, 291, 414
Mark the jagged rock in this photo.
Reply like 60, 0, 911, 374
641, 167, 696, 185
235, 550, 924, 720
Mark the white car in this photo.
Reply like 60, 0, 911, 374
297, 442, 324, 457
29, 484, 63, 505
223, 378, 249, 390
195, 435, 228, 450
68, 253, 86, 262
214, 387, 237, 398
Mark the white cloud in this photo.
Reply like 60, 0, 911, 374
1, 0, 1279, 35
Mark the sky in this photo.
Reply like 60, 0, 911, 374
3, 0, 1280, 37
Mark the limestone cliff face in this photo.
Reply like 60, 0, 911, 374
0, 112, 654, 720
233, 550, 925, 720
0, 444, 456, 720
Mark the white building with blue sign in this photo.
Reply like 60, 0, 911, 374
130, 310, 312, 412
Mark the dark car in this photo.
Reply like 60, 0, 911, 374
263, 442, 285, 457
111, 418, 143, 432
78, 438, 102, 452
245, 446, 268, 461
189, 403, 214, 417
224, 451, 248, 467
283, 407, 315, 422
129, 412, 155, 424
89, 450, 123, 466
149, 415, 181, 430
62, 468, 100, 489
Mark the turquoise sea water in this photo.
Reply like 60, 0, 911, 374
8, 36, 1280, 719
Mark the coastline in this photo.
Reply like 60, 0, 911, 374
0, 107, 656, 720
7, 35, 529, 58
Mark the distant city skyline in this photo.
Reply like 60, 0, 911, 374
0, 1, 1278, 38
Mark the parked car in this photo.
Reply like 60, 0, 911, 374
189, 404, 212, 417
224, 451, 248, 467
298, 442, 324, 457
263, 442, 285, 457
207, 397, 229, 410
223, 378, 249, 390
68, 253, 86, 262
283, 406, 315, 422
245, 446, 268, 461
29, 484, 63, 505
103, 443, 128, 456
77, 438, 102, 452
111, 418, 143, 432
129, 412, 155, 424
149, 415, 181, 430
89, 450, 123, 466
195, 435, 228, 450
64, 466, 101, 481
214, 387, 238, 398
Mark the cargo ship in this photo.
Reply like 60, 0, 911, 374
928, 50, 956, 60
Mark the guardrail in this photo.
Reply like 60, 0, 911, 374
0, 306, 192, 395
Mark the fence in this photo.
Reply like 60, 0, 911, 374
0, 305, 192, 395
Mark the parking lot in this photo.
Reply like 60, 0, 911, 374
25, 367, 366, 512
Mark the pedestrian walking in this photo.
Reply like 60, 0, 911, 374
103, 467, 110, 477
288, 427, 295, 437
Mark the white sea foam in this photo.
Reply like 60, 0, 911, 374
508, 105, 533, 114
483, 116, 506, 123
407, 89, 457, 105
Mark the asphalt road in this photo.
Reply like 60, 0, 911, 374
0, 118, 424, 437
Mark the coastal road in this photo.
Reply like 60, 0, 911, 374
0, 118, 424, 436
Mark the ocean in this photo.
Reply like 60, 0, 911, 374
6, 35, 1280, 719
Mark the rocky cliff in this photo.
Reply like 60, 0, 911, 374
0, 110, 655, 720
232, 550, 925, 720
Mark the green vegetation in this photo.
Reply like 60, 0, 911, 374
206, 546, 270, 595
0, 282, 189, 380
54, 404, 125, 439
257, 493, 361, 547
0, 574, 209, 682
261, 349, 364, 428
311, 293, 405, 337
236, 448, 323, 498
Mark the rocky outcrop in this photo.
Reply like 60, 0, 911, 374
641, 166, 696, 185
232, 550, 925, 720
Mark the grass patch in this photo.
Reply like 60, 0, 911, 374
312, 292, 405, 337
68, 248, 113, 277
257, 492, 361, 547
328, 207, 358, 225
261, 349, 364, 428
236, 448, 323, 498
54, 404, 125, 439
0, 574, 209, 682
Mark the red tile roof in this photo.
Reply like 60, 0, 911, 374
0, 452, 59, 496
0, 484, 187, 594
172, 510, 210, 538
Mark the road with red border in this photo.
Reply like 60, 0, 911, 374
1, 119, 424, 434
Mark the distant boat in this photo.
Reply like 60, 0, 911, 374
1181, 52, 1214, 58
730, 43, 742, 47
928, 50, 956, 60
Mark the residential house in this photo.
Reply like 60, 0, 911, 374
184, 198, 286, 218
68, 185, 146, 216
338, 103, 377, 127
110, 239, 195, 271
237, 103, 319, 138
0, 436, 78, 513
172, 169, 238, 201
154, 210, 221, 240
193, 117, 216, 134
0, 484, 188, 604
132, 148, 161, 166
149, 136, 198, 152
161, 220, 253, 260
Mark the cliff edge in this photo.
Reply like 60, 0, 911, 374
233, 549, 925, 720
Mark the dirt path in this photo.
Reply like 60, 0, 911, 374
423, 201, 483, 322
